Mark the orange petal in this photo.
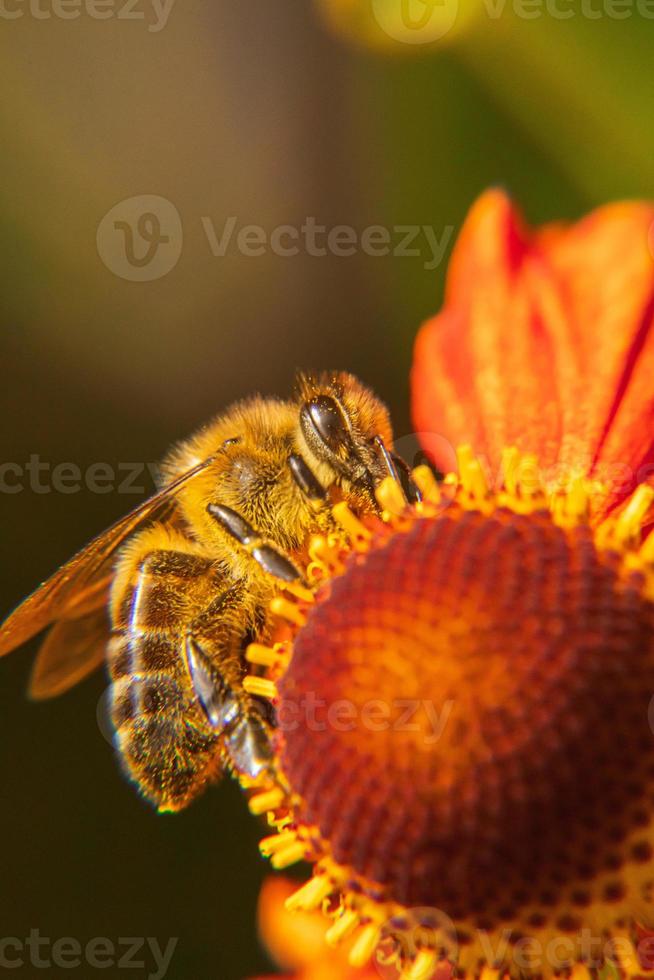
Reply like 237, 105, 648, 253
412, 190, 654, 517
538, 201, 654, 503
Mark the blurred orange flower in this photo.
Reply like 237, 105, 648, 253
245, 191, 654, 980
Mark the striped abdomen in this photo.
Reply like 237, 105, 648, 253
107, 535, 252, 812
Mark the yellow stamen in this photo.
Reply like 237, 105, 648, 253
550, 477, 591, 528
348, 923, 382, 968
615, 938, 641, 977
242, 676, 277, 700
284, 874, 333, 912
457, 444, 489, 502
259, 830, 298, 857
614, 484, 654, 546
376, 475, 408, 517
550, 491, 567, 527
501, 446, 521, 495
270, 841, 307, 870
411, 464, 441, 504
308, 533, 343, 569
402, 949, 440, 980
270, 596, 307, 627
567, 477, 590, 520
245, 643, 286, 668
283, 580, 316, 603
332, 501, 373, 542
248, 787, 284, 815
325, 908, 360, 946
517, 452, 543, 499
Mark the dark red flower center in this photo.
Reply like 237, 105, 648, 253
277, 506, 654, 931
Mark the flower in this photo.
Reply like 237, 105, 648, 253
244, 191, 654, 980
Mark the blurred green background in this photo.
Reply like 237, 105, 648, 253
0, 1, 652, 978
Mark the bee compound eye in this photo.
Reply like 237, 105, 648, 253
303, 396, 351, 453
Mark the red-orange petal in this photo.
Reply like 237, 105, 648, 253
411, 190, 654, 518
539, 202, 654, 496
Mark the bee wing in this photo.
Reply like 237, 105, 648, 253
28, 606, 110, 700
0, 456, 215, 659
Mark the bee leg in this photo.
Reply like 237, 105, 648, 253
287, 452, 328, 503
223, 710, 273, 780
207, 503, 302, 583
184, 636, 240, 731
374, 435, 402, 485
184, 636, 273, 780
391, 453, 423, 504
373, 435, 423, 504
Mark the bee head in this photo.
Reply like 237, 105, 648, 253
296, 371, 394, 498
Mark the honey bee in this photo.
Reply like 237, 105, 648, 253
0, 372, 419, 812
